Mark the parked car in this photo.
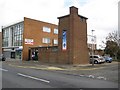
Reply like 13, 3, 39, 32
0, 54, 6, 61
90, 55, 105, 64
104, 56, 112, 63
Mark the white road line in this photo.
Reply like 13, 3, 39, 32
0, 68, 8, 72
17, 73, 50, 83
88, 75, 95, 78
97, 76, 107, 80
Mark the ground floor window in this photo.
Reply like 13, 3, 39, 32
16, 50, 22, 59
3, 48, 22, 60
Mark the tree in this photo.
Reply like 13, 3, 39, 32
104, 41, 119, 59
106, 31, 119, 46
104, 31, 120, 60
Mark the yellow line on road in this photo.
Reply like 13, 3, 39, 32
77, 67, 105, 70
8, 64, 66, 70
8, 64, 105, 71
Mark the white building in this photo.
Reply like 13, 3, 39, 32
2, 21, 24, 59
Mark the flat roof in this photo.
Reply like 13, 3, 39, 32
2, 21, 23, 29
24, 17, 58, 26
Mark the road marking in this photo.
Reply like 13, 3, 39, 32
47, 66, 65, 70
88, 75, 95, 78
17, 73, 50, 83
9, 64, 66, 71
79, 75, 85, 77
0, 68, 8, 72
97, 76, 107, 80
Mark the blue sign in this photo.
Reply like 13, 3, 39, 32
62, 30, 67, 50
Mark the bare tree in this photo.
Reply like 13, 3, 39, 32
104, 31, 120, 59
106, 31, 119, 46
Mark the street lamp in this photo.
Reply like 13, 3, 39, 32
91, 30, 95, 66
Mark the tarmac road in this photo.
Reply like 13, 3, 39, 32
1, 61, 119, 89
4, 60, 119, 83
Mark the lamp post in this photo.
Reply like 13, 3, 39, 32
91, 30, 95, 66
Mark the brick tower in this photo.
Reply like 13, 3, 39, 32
58, 6, 89, 64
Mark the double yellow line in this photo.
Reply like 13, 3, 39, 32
9, 63, 106, 71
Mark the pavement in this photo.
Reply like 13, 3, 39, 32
4, 60, 103, 70
3, 59, 119, 83
5, 59, 118, 70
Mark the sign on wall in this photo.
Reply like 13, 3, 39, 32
25, 39, 34, 45
62, 30, 67, 50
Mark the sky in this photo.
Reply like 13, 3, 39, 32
119, 1, 120, 38
0, 0, 119, 49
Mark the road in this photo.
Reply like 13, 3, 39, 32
1, 62, 119, 89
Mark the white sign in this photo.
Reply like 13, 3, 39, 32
87, 35, 96, 44
25, 39, 34, 45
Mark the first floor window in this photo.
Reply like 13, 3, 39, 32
43, 26, 51, 33
42, 38, 50, 44
54, 28, 58, 34
54, 39, 58, 45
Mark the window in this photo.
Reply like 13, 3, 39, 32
54, 28, 58, 34
42, 38, 50, 44
2, 29, 9, 47
2, 22, 23, 47
13, 23, 23, 46
54, 39, 58, 45
43, 26, 51, 33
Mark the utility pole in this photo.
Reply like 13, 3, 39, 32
91, 30, 95, 66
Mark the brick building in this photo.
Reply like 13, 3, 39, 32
2, 17, 58, 60
2, 6, 90, 64
37, 6, 89, 64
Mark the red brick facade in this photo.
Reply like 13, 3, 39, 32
23, 17, 58, 60
38, 6, 89, 64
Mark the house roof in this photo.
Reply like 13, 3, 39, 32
57, 14, 88, 19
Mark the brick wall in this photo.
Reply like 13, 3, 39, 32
23, 17, 58, 60
38, 6, 89, 64
57, 6, 89, 64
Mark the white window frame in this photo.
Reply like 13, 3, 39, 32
54, 28, 58, 34
54, 39, 58, 45
42, 38, 50, 44
43, 26, 51, 33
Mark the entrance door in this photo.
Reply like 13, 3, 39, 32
11, 52, 15, 59
28, 49, 31, 60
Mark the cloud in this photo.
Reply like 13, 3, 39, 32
0, 0, 119, 49
0, 0, 65, 26
79, 0, 118, 49
62, 0, 118, 49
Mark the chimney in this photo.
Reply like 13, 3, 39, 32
70, 6, 78, 15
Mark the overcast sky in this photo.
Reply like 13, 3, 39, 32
0, 0, 119, 49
